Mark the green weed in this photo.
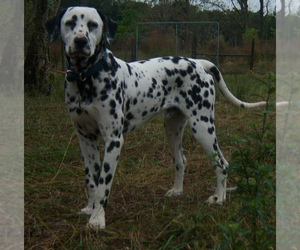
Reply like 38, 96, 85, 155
218, 73, 276, 249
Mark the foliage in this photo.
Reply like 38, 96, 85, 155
43, 0, 278, 45
242, 27, 257, 43
218, 73, 276, 249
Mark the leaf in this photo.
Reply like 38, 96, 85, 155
268, 87, 275, 95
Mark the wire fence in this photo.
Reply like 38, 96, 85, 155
136, 21, 220, 66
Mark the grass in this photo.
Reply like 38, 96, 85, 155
24, 72, 275, 249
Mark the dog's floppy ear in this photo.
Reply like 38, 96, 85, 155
45, 9, 67, 42
98, 11, 118, 45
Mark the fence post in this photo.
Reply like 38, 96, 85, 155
250, 38, 255, 70
61, 41, 65, 70
135, 24, 139, 61
191, 31, 197, 58
175, 23, 178, 56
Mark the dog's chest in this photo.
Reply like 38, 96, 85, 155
65, 79, 101, 131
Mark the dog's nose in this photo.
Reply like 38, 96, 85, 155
74, 37, 88, 49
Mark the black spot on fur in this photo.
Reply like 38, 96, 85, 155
94, 163, 101, 172
126, 112, 134, 120
200, 116, 209, 122
204, 90, 209, 98
104, 162, 110, 173
152, 78, 157, 86
93, 173, 99, 186
162, 80, 168, 86
70, 96, 76, 103
105, 174, 112, 185
107, 141, 116, 153
126, 64, 132, 75
100, 199, 108, 208
207, 127, 214, 134
179, 70, 187, 77
179, 90, 187, 98
172, 57, 181, 64
203, 100, 211, 109
99, 178, 104, 184
125, 100, 130, 112
165, 68, 174, 76
76, 108, 83, 115
210, 66, 221, 82
187, 66, 193, 74
175, 77, 184, 88
110, 100, 116, 109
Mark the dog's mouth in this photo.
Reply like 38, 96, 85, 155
68, 46, 92, 58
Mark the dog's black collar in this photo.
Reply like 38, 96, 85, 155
66, 50, 108, 82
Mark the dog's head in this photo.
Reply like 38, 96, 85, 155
45, 7, 117, 59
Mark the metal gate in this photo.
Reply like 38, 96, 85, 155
136, 21, 220, 66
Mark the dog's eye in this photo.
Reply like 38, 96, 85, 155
88, 21, 98, 31
65, 20, 75, 27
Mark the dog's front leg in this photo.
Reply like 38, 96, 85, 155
77, 132, 101, 216
88, 134, 124, 229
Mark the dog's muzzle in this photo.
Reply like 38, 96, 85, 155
74, 37, 88, 49
69, 36, 91, 57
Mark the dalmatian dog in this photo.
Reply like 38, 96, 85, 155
46, 6, 266, 229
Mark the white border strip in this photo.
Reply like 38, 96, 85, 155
0, 0, 24, 249
276, 1, 300, 249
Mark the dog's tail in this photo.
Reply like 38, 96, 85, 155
200, 60, 266, 109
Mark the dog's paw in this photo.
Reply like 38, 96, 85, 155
78, 206, 93, 215
87, 206, 106, 229
205, 195, 224, 205
165, 188, 183, 197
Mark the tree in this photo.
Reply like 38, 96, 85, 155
24, 0, 61, 94
204, 0, 249, 31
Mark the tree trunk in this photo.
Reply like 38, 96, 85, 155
259, 0, 265, 39
237, 0, 249, 30
24, 0, 61, 95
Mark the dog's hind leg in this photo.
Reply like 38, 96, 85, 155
164, 108, 188, 197
188, 111, 229, 205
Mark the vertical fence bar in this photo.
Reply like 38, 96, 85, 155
250, 38, 255, 70
135, 24, 139, 60
217, 22, 220, 68
175, 23, 178, 56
